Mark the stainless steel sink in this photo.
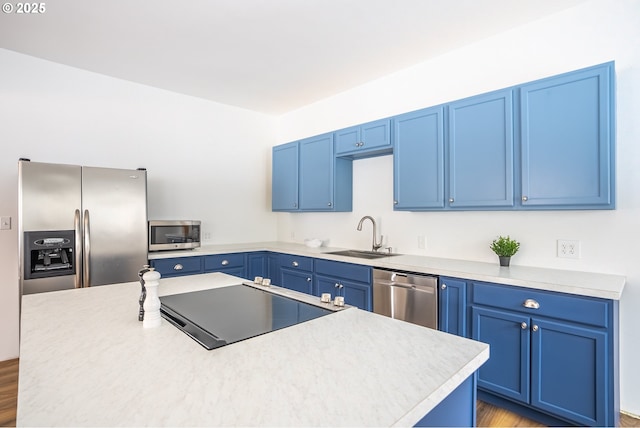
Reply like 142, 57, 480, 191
326, 250, 400, 259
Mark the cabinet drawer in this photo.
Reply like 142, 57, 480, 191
152, 256, 202, 277
315, 259, 371, 283
204, 253, 245, 271
472, 282, 609, 328
279, 254, 313, 271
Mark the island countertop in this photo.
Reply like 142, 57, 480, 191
17, 272, 489, 427
148, 241, 626, 300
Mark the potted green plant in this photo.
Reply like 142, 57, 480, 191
490, 235, 520, 267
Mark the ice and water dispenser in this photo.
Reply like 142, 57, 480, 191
23, 230, 75, 280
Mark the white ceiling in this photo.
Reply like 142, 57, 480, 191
0, 0, 588, 114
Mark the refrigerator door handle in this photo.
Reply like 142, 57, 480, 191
74, 209, 82, 289
83, 209, 91, 287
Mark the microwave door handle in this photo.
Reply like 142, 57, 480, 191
83, 209, 91, 287
74, 209, 82, 289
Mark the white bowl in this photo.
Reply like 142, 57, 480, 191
304, 238, 323, 248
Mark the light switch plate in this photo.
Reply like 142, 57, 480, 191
0, 216, 11, 230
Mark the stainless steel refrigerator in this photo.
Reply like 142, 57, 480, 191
18, 160, 148, 295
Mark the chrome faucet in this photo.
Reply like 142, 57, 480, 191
357, 216, 383, 252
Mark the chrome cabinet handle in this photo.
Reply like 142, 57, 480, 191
393, 200, 398, 205
306, 277, 311, 282
292, 261, 299, 267
174, 264, 184, 271
83, 209, 91, 287
522, 196, 528, 202
449, 198, 454, 203
355, 142, 364, 147
327, 202, 332, 207
523, 299, 540, 309
338, 284, 343, 289
221, 260, 229, 266
335, 283, 340, 288
521, 322, 527, 330
441, 284, 447, 290
293, 202, 297, 208
74, 209, 82, 289
532, 325, 539, 332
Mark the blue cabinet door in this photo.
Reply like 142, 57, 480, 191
472, 306, 530, 404
438, 277, 468, 337
531, 317, 608, 426
246, 252, 267, 280
316, 275, 341, 301
340, 278, 372, 311
299, 133, 335, 210
272, 142, 299, 211
280, 268, 314, 294
335, 118, 392, 158
393, 106, 445, 209
520, 62, 614, 209
448, 90, 514, 208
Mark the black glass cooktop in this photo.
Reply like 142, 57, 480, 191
160, 284, 333, 350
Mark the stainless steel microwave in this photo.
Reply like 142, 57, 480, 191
148, 220, 201, 251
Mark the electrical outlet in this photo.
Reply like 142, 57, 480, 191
0, 216, 10, 230
203, 232, 212, 240
557, 239, 580, 259
417, 235, 426, 249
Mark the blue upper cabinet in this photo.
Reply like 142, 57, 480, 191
393, 106, 445, 209
272, 142, 299, 211
448, 90, 514, 208
335, 118, 392, 158
519, 62, 615, 209
272, 133, 352, 212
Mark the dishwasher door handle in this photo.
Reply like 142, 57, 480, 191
375, 280, 413, 289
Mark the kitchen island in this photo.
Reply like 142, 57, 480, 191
17, 272, 489, 427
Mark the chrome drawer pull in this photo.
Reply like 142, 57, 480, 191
441, 284, 447, 290
521, 322, 527, 330
532, 324, 539, 332
292, 261, 299, 267
221, 260, 229, 266
173, 264, 183, 271
523, 299, 540, 309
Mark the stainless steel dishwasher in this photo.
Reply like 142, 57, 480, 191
372, 268, 438, 329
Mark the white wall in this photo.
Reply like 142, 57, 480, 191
276, 0, 640, 415
0, 49, 279, 361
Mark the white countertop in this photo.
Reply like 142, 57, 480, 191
148, 241, 626, 300
17, 272, 489, 427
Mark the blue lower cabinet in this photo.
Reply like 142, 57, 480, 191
246, 252, 270, 280
315, 275, 372, 311
472, 306, 530, 403
314, 259, 372, 311
204, 253, 246, 277
438, 277, 468, 336
150, 256, 203, 278
471, 281, 617, 427
531, 317, 608, 426
280, 268, 314, 294
277, 254, 314, 293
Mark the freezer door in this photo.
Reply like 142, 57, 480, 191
19, 161, 81, 232
81, 167, 148, 287
19, 161, 82, 294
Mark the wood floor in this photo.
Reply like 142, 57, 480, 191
1, 358, 638, 427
